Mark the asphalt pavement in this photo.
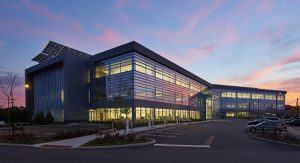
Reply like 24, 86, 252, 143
0, 120, 299, 163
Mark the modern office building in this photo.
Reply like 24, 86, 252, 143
25, 41, 286, 122
211, 84, 286, 119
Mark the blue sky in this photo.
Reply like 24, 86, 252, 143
0, 0, 300, 106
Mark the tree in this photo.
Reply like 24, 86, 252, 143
0, 71, 19, 109
45, 112, 54, 124
0, 71, 19, 135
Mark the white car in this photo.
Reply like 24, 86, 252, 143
0, 120, 5, 127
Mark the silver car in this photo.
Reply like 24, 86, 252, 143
246, 121, 287, 134
0, 120, 5, 127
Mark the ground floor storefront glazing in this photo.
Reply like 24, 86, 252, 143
89, 107, 200, 122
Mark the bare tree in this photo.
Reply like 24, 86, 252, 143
0, 71, 19, 125
0, 71, 18, 107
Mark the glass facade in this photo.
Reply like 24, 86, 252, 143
89, 107, 200, 121
90, 52, 208, 121
212, 88, 286, 119
133, 53, 207, 105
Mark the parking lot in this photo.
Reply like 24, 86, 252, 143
0, 120, 299, 163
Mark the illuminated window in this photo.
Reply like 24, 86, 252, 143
61, 89, 64, 103
252, 94, 264, 99
237, 93, 251, 99
221, 92, 236, 98
155, 89, 163, 99
120, 59, 132, 73
277, 94, 284, 101
156, 69, 163, 79
237, 103, 248, 109
145, 65, 154, 76
226, 112, 235, 118
135, 61, 145, 73
95, 65, 109, 78
265, 94, 276, 100
225, 102, 236, 108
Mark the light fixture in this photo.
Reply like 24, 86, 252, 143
25, 84, 29, 88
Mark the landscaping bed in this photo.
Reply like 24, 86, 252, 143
0, 129, 98, 145
81, 133, 148, 147
256, 132, 300, 145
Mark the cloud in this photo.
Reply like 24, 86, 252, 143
95, 24, 127, 46
218, 51, 300, 85
244, 52, 300, 81
20, 0, 82, 32
256, 77, 300, 105
112, 0, 152, 26
161, 46, 214, 65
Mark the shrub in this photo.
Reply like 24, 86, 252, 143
33, 112, 45, 125
45, 112, 54, 124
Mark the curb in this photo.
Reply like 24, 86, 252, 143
76, 138, 156, 149
253, 136, 300, 148
0, 143, 35, 148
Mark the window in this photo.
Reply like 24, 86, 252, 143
237, 103, 248, 109
135, 61, 145, 73
120, 59, 132, 73
265, 94, 276, 100
155, 89, 163, 99
277, 94, 284, 101
145, 65, 154, 76
252, 94, 264, 99
221, 92, 236, 98
156, 69, 163, 79
225, 102, 236, 108
237, 93, 251, 99
95, 65, 109, 78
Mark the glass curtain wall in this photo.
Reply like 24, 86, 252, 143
89, 107, 200, 121
133, 52, 207, 106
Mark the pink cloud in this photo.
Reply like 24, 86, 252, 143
161, 46, 214, 65
244, 52, 300, 81
217, 51, 300, 85
219, 22, 240, 47
256, 0, 276, 15
177, 0, 225, 38
256, 77, 300, 105
21, 0, 82, 32
95, 24, 126, 46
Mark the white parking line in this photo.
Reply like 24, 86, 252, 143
204, 136, 215, 146
154, 144, 210, 148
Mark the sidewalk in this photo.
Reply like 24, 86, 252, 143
32, 122, 178, 148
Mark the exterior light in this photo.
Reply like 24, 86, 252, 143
25, 84, 29, 88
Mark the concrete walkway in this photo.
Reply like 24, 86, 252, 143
33, 122, 179, 148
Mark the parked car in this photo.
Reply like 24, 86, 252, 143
247, 117, 280, 125
285, 119, 300, 126
0, 120, 5, 127
248, 119, 266, 125
246, 121, 287, 134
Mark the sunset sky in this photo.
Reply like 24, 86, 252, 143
0, 0, 299, 107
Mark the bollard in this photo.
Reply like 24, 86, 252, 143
125, 119, 129, 133
148, 119, 151, 128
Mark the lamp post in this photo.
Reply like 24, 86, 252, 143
297, 98, 300, 117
